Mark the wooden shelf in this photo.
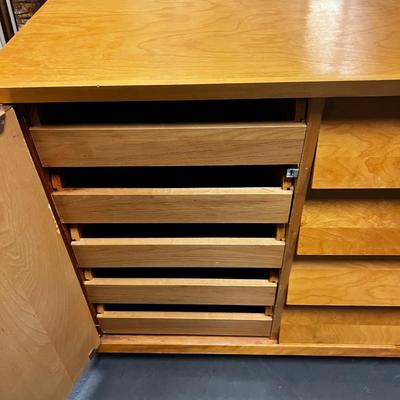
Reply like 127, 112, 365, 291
280, 306, 400, 345
287, 257, 400, 306
298, 195, 400, 255
312, 98, 400, 189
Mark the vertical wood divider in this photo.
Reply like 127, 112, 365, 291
97, 304, 105, 314
270, 98, 325, 339
70, 225, 81, 241
50, 170, 63, 191
28, 104, 41, 126
294, 99, 307, 122
84, 269, 94, 280
276, 225, 286, 241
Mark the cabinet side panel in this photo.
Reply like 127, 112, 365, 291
0, 108, 99, 399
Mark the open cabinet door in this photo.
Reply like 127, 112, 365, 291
0, 108, 99, 400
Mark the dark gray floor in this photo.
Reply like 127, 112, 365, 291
68, 354, 400, 400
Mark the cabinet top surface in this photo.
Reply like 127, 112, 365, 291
1, 0, 400, 102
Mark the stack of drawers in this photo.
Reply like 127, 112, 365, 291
29, 99, 306, 338
281, 97, 400, 345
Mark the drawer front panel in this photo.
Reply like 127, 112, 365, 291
312, 98, 400, 189
53, 188, 292, 224
298, 196, 400, 255
84, 278, 277, 305
31, 123, 306, 167
287, 257, 400, 306
280, 306, 400, 345
98, 311, 271, 336
72, 237, 285, 268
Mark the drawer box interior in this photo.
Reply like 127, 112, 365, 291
98, 304, 272, 337
31, 99, 300, 125
73, 223, 283, 269
51, 166, 293, 224
53, 187, 292, 224
85, 273, 277, 305
29, 99, 306, 167
73, 237, 284, 269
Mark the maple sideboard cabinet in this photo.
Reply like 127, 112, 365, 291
1, 1, 400, 398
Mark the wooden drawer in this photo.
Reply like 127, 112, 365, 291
298, 193, 400, 255
280, 307, 400, 345
53, 187, 292, 224
31, 122, 306, 167
312, 98, 400, 189
73, 237, 285, 268
98, 310, 271, 336
287, 257, 400, 306
84, 278, 277, 305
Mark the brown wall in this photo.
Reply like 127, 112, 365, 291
11, 0, 46, 28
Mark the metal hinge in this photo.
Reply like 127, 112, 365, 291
286, 168, 299, 179
0, 105, 5, 133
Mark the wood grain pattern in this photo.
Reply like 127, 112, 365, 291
270, 99, 325, 337
280, 307, 400, 345
298, 195, 400, 255
2, 0, 400, 102
30, 123, 306, 166
85, 278, 277, 305
99, 335, 400, 357
313, 98, 400, 189
53, 188, 292, 224
0, 109, 99, 400
287, 257, 400, 306
98, 311, 271, 336
72, 237, 284, 268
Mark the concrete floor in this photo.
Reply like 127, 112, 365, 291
68, 354, 400, 400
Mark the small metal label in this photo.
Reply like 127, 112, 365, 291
286, 168, 299, 178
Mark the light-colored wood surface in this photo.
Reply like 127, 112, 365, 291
72, 237, 284, 268
2, 0, 400, 102
0, 109, 99, 400
99, 335, 400, 357
98, 311, 271, 336
271, 99, 325, 337
313, 98, 400, 189
280, 307, 400, 345
287, 257, 400, 306
31, 123, 306, 166
298, 195, 400, 255
53, 187, 292, 224
85, 278, 277, 305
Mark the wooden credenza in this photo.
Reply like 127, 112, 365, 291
0, 0, 400, 398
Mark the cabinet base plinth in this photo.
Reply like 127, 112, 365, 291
99, 335, 400, 357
